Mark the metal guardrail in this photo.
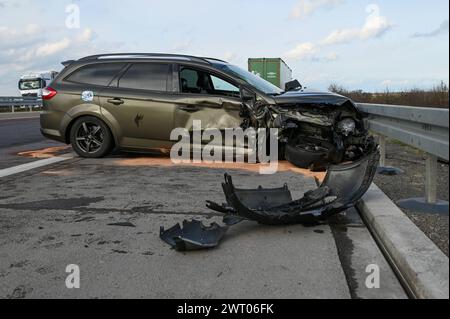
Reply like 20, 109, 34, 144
0, 96, 43, 112
356, 103, 449, 214
356, 103, 449, 160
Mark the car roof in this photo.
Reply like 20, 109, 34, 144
68, 53, 229, 66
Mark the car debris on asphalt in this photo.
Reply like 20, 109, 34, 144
160, 144, 380, 251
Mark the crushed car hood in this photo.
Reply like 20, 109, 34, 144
272, 90, 351, 107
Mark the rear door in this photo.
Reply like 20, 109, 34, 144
99, 62, 177, 149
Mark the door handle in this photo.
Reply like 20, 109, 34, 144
178, 105, 200, 112
107, 98, 124, 105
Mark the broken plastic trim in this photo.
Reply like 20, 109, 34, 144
160, 145, 379, 251
160, 220, 228, 251
209, 144, 380, 225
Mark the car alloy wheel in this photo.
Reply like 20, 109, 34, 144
75, 121, 104, 154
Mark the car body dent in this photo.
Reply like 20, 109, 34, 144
173, 98, 242, 132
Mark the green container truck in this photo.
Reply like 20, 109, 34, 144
248, 58, 293, 89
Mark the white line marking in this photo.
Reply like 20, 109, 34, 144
0, 154, 74, 178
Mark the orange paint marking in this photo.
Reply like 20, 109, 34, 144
17, 146, 71, 159
114, 157, 326, 182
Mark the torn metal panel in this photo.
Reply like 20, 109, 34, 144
160, 220, 229, 251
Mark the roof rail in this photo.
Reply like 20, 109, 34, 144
201, 57, 228, 63
61, 60, 75, 67
78, 53, 213, 65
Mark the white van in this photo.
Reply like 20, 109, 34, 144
18, 71, 59, 97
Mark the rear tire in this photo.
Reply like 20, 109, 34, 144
70, 116, 113, 158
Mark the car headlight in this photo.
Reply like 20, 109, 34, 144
337, 118, 356, 136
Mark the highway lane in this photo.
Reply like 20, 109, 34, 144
0, 113, 45, 149
0, 112, 408, 299
0, 157, 407, 299
0, 112, 66, 169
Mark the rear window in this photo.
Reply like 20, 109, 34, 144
66, 63, 126, 86
118, 63, 170, 92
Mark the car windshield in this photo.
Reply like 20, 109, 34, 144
212, 63, 284, 95
19, 79, 43, 90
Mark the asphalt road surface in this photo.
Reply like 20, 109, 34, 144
0, 113, 45, 149
0, 113, 62, 169
0, 112, 407, 299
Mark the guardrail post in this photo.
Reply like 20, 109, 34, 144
379, 135, 386, 167
397, 152, 448, 215
376, 135, 403, 175
425, 153, 438, 204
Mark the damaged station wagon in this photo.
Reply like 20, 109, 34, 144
40, 53, 377, 170
40, 53, 380, 249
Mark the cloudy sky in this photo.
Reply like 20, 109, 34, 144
0, 0, 448, 95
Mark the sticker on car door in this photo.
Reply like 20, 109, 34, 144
81, 90, 94, 102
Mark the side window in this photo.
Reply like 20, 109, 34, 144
118, 63, 170, 92
180, 68, 199, 90
66, 63, 126, 86
179, 67, 239, 97
179, 68, 204, 94
211, 75, 239, 94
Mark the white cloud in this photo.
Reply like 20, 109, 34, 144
223, 52, 238, 62
284, 5, 391, 62
0, 24, 40, 42
321, 4, 392, 45
412, 20, 449, 38
76, 28, 95, 43
284, 41, 338, 62
0, 25, 98, 69
285, 42, 318, 60
35, 38, 71, 57
291, 0, 343, 19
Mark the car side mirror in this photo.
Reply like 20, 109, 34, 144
240, 87, 256, 103
285, 79, 302, 92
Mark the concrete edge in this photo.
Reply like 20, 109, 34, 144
357, 184, 449, 299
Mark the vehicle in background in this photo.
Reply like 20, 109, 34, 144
248, 58, 292, 90
19, 71, 59, 97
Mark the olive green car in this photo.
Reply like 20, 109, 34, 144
41, 53, 375, 168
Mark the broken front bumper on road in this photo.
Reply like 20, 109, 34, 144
160, 145, 380, 251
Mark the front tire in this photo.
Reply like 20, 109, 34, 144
70, 116, 113, 158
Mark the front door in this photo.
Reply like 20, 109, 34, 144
174, 66, 244, 149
